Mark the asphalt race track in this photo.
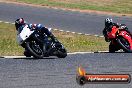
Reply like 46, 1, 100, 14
0, 2, 132, 35
0, 53, 132, 88
0, 2, 132, 88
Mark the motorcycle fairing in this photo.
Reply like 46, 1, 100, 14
17, 25, 34, 44
118, 30, 132, 49
107, 26, 118, 39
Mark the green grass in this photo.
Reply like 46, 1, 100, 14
10, 0, 132, 14
0, 22, 108, 55
53, 31, 109, 52
0, 22, 24, 56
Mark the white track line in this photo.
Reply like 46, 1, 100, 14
66, 31, 70, 33
77, 33, 83, 35
4, 22, 10, 24
59, 30, 64, 32
68, 52, 94, 54
3, 56, 26, 58
2, 51, 109, 58
68, 51, 109, 54
85, 34, 91, 36
11, 23, 15, 24
53, 29, 58, 31
71, 32, 76, 34
99, 36, 104, 37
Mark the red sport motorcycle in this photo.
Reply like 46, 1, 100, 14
106, 26, 132, 52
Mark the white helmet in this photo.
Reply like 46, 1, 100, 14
105, 18, 113, 27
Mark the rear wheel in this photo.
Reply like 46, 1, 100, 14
26, 41, 44, 58
24, 50, 32, 57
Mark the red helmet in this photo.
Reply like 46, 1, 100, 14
15, 18, 26, 25
19, 18, 24, 24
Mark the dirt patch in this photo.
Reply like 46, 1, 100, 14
0, 0, 132, 17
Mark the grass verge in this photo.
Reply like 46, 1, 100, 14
6, 0, 132, 14
0, 22, 108, 56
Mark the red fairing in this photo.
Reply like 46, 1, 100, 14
107, 26, 118, 39
119, 31, 132, 49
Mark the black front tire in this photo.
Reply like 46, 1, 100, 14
117, 37, 132, 53
57, 49, 67, 58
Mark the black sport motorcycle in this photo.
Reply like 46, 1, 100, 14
17, 25, 67, 58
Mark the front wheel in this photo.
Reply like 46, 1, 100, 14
57, 49, 67, 58
117, 37, 132, 52
26, 41, 44, 58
